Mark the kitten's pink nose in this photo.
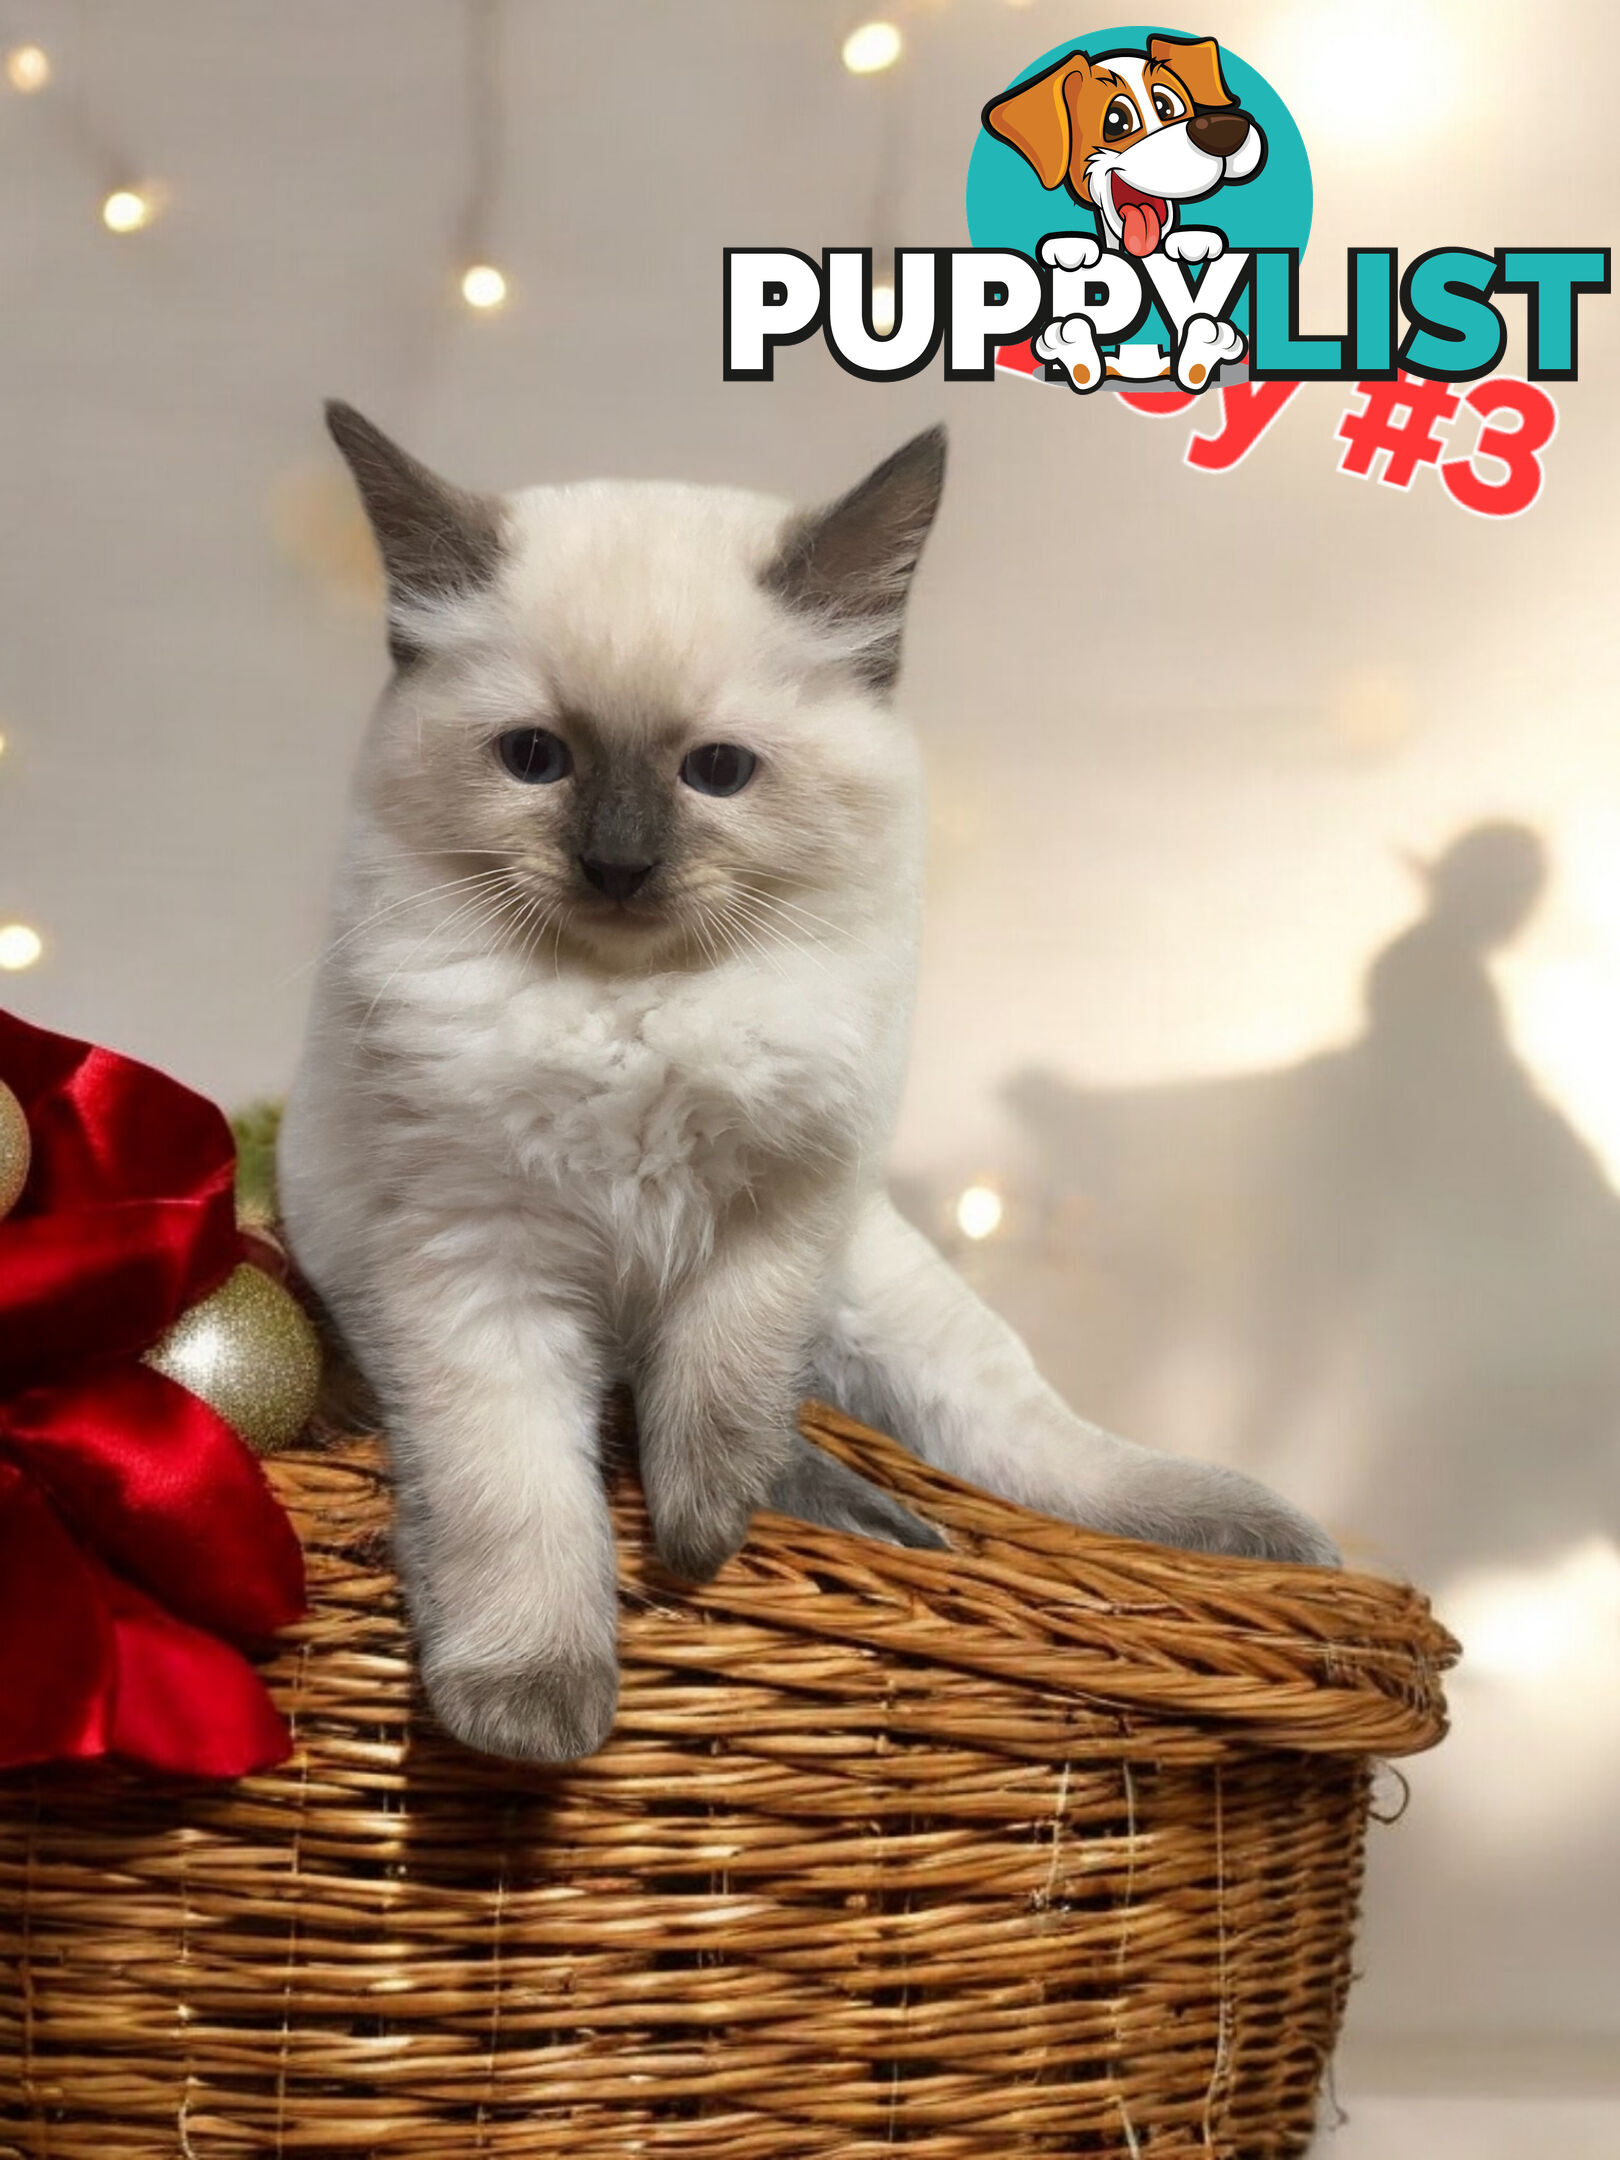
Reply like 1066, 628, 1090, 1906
580, 855, 656, 903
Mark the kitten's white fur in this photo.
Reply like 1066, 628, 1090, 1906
281, 416, 1335, 1764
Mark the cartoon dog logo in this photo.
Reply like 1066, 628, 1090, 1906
983, 33, 1266, 392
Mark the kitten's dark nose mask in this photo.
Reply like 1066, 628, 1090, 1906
579, 856, 657, 903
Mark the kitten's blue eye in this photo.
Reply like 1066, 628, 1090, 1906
496, 728, 572, 784
680, 743, 756, 797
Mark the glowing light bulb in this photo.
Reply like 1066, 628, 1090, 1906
842, 22, 902, 74
956, 1184, 1004, 1240
460, 263, 508, 310
0, 923, 43, 971
871, 280, 896, 335
1445, 1539, 1620, 1683
102, 187, 153, 234
0, 731, 8, 757
1263, 0, 1465, 149
5, 44, 49, 92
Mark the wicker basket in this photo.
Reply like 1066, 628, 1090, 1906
0, 1405, 1455, 2159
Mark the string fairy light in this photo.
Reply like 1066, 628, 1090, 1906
0, 721, 38, 969
455, 0, 510, 311
0, 46, 177, 993
4, 42, 49, 92
274, 0, 513, 614
0, 924, 43, 973
0, 41, 159, 993
8, 36, 159, 234
460, 262, 507, 310
956, 1185, 1005, 1241
101, 185, 154, 234
855, 8, 909, 347
843, 22, 903, 75
0, 721, 41, 968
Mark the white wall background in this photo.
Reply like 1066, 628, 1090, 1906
1, 0, 1615, 2125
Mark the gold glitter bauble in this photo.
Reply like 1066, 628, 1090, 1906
0, 1078, 29, 1217
144, 1262, 322, 1456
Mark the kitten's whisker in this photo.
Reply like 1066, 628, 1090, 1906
721, 893, 836, 978
333, 864, 514, 939
684, 899, 719, 966
528, 905, 563, 969
704, 897, 753, 969
491, 882, 539, 955
731, 878, 864, 933
428, 881, 524, 952
278, 868, 515, 988
710, 896, 800, 986
472, 879, 557, 975
506, 890, 544, 964
513, 891, 562, 972
722, 880, 841, 946
353, 886, 514, 1030
731, 881, 865, 947
313, 853, 531, 969
689, 904, 725, 974
351, 879, 524, 1049
725, 885, 842, 954
330, 865, 510, 937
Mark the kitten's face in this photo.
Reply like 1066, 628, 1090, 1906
327, 409, 946, 971
368, 485, 917, 968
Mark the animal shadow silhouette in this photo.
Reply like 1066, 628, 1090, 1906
1001, 823, 1620, 1577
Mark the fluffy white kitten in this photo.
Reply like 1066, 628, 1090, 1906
280, 406, 1336, 1764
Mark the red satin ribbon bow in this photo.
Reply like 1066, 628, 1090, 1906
0, 1010, 306, 1777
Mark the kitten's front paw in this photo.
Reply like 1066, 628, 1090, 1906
648, 1488, 755, 1583
1206, 1492, 1340, 1569
643, 1432, 793, 1582
1094, 1453, 1340, 1569
423, 1647, 620, 1763
769, 1438, 948, 1551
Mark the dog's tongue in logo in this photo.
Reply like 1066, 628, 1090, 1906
1113, 176, 1167, 259
1121, 202, 1159, 256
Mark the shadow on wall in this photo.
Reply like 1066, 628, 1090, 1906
989, 822, 1620, 1577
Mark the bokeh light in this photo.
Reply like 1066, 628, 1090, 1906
842, 22, 902, 75
5, 44, 50, 92
101, 187, 154, 234
460, 263, 509, 310
0, 924, 44, 971
956, 1184, 1004, 1240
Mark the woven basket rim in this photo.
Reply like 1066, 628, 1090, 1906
275, 1402, 1456, 1766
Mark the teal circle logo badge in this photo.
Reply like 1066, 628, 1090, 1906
967, 25, 1311, 390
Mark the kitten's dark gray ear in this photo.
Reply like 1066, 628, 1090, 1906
762, 425, 947, 694
324, 400, 505, 666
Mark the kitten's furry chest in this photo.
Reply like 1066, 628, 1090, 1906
392, 953, 889, 1243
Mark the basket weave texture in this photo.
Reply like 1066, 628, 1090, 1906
1, 1405, 1455, 2159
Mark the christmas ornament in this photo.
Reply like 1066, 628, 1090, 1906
0, 1007, 306, 1777
145, 1261, 321, 1457
0, 1077, 27, 1217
